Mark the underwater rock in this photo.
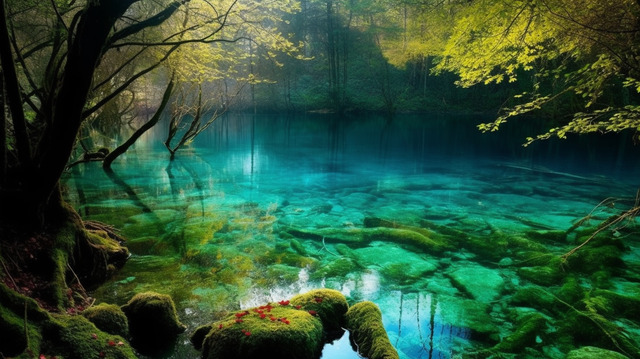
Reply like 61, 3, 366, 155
290, 288, 349, 332
566, 346, 630, 359
510, 286, 556, 310
344, 301, 399, 359
290, 238, 308, 256
524, 229, 567, 243
121, 291, 186, 353
194, 289, 349, 359
492, 312, 547, 353
310, 257, 358, 280
518, 264, 563, 286
436, 295, 499, 340
82, 302, 129, 337
447, 264, 505, 302
567, 245, 625, 274
590, 289, 640, 318
555, 275, 584, 306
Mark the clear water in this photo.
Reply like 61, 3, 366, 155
64, 113, 640, 358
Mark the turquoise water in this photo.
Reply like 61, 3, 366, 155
64, 113, 640, 358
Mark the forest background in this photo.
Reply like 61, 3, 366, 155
1, 0, 639, 327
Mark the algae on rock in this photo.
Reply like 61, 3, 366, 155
344, 301, 399, 359
121, 291, 187, 354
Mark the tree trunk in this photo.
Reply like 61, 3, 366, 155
30, 0, 136, 216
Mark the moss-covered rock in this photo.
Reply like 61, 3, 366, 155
566, 244, 625, 274
510, 286, 556, 310
492, 312, 547, 353
590, 289, 640, 318
121, 291, 186, 353
198, 303, 324, 359
566, 346, 630, 359
192, 289, 350, 359
82, 303, 129, 337
555, 275, 584, 305
344, 301, 399, 359
0, 283, 136, 358
42, 314, 136, 359
289, 288, 349, 332
310, 257, 358, 280
518, 259, 564, 286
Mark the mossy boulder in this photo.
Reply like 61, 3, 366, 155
566, 245, 625, 273
290, 288, 349, 332
492, 312, 547, 353
566, 346, 630, 359
518, 260, 564, 286
196, 302, 324, 359
344, 301, 399, 359
121, 291, 186, 353
1, 283, 136, 358
510, 286, 556, 310
82, 302, 129, 337
193, 289, 350, 359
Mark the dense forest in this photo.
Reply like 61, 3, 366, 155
1, 0, 640, 358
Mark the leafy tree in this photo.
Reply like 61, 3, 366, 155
0, 0, 298, 312
415, 0, 640, 145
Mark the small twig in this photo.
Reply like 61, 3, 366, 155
320, 237, 340, 257
0, 257, 18, 290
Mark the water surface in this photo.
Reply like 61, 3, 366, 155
65, 113, 640, 358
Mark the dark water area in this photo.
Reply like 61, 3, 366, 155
64, 113, 640, 358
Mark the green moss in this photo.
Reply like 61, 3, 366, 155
518, 257, 564, 286
121, 291, 186, 354
290, 288, 349, 332
309, 257, 357, 280
290, 238, 308, 256
42, 314, 136, 359
591, 289, 640, 318
199, 304, 324, 359
0, 283, 135, 359
525, 230, 567, 243
0, 304, 30, 356
510, 286, 556, 310
344, 301, 399, 359
493, 313, 547, 353
567, 245, 625, 274
82, 303, 129, 337
556, 276, 585, 306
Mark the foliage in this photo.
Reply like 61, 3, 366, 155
423, 0, 640, 144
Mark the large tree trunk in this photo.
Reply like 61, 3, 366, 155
31, 1, 137, 212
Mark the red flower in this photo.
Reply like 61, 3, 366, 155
108, 340, 116, 347
244, 331, 252, 336
219, 324, 224, 329
235, 319, 244, 324
314, 297, 323, 303
270, 317, 277, 321
260, 313, 266, 319
308, 310, 317, 316
39, 355, 46, 359
91, 333, 98, 340
278, 300, 290, 306
295, 305, 302, 309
